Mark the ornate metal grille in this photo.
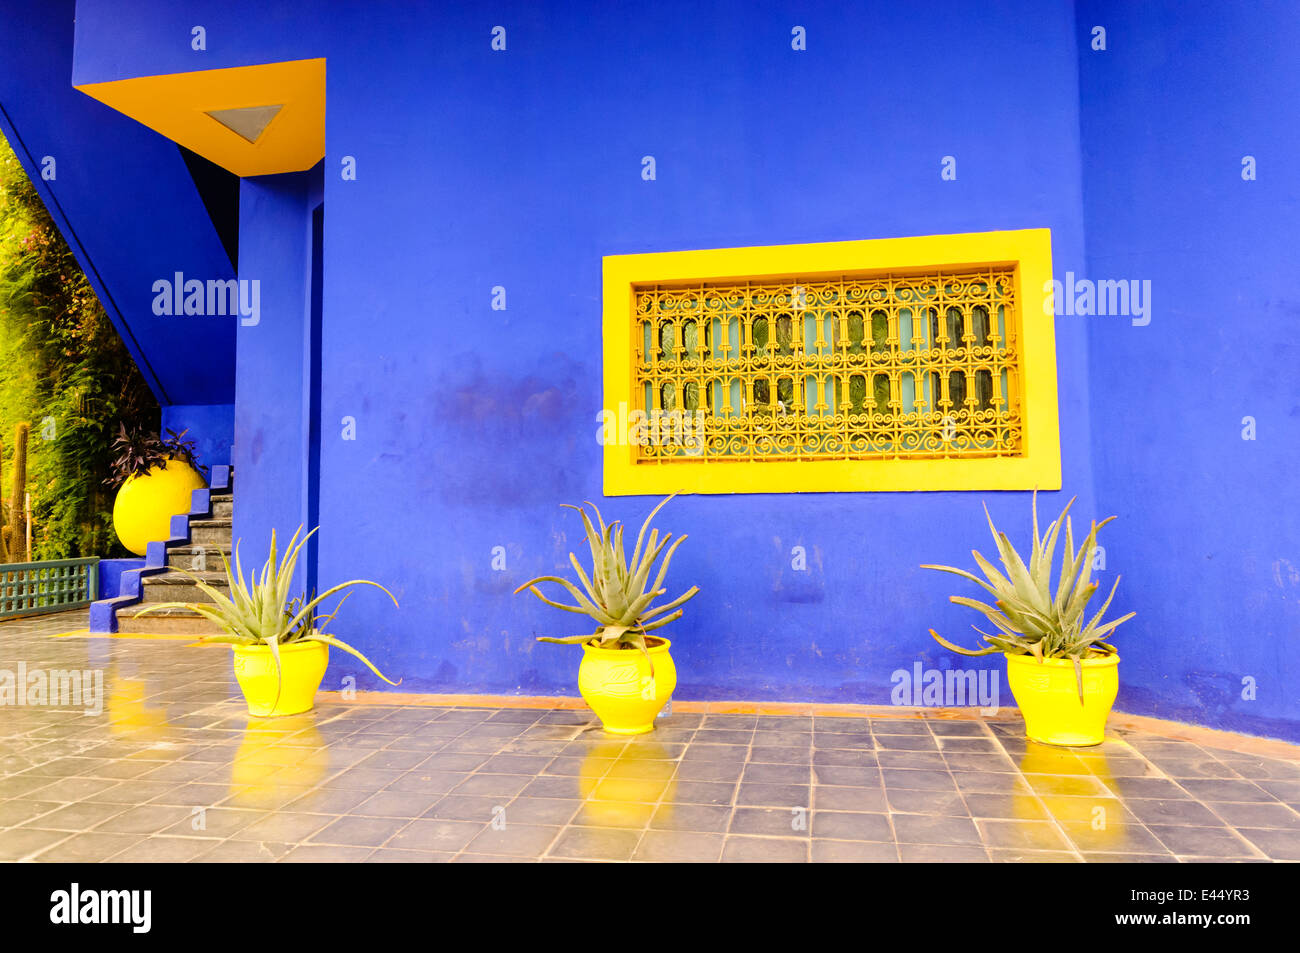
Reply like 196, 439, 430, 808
632, 267, 1023, 463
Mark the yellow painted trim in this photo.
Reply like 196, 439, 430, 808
602, 229, 1060, 495
50, 629, 209, 643
75, 59, 325, 178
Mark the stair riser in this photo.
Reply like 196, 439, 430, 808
166, 551, 232, 571
115, 615, 223, 636
190, 525, 233, 546
211, 498, 233, 519
140, 582, 229, 604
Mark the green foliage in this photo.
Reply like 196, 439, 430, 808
922, 491, 1136, 700
515, 494, 699, 664
0, 432, 7, 562
0, 130, 157, 559
135, 525, 401, 688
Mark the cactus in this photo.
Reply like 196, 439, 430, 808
0, 433, 7, 563
9, 423, 28, 563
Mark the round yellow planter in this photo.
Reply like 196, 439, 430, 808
232, 640, 329, 717
577, 637, 677, 734
1005, 652, 1120, 747
111, 459, 206, 556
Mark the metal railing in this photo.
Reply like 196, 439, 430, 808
0, 558, 99, 619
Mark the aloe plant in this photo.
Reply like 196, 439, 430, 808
515, 494, 698, 663
135, 525, 399, 686
922, 492, 1135, 700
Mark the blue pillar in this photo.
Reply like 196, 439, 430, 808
233, 162, 323, 593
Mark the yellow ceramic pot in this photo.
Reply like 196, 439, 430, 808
578, 637, 676, 734
112, 459, 206, 555
1005, 652, 1120, 747
232, 640, 329, 717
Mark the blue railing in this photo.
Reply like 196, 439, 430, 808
0, 558, 99, 619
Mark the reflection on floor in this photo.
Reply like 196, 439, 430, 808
2, 612, 1298, 862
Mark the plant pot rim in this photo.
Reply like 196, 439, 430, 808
581, 636, 672, 656
1003, 651, 1120, 667
233, 638, 327, 654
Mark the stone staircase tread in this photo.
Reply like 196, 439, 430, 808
188, 518, 232, 528
116, 604, 211, 618
142, 571, 230, 585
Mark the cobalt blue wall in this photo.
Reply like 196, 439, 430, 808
64, 0, 1096, 704
232, 165, 323, 590
162, 403, 234, 472
50, 1, 1297, 741
314, 0, 1097, 701
1077, 0, 1300, 741
98, 558, 146, 599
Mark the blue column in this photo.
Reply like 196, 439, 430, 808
233, 162, 324, 593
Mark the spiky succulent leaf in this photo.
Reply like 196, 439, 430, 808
519, 495, 697, 650
924, 497, 1133, 665
135, 525, 399, 696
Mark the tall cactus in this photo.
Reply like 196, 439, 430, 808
10, 423, 28, 563
0, 433, 8, 563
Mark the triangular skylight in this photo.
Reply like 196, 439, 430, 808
204, 104, 284, 144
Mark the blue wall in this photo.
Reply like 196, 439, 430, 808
1076, 0, 1300, 740
9, 0, 1292, 741
98, 558, 146, 599
314, 0, 1097, 702
233, 165, 323, 589
162, 403, 234, 474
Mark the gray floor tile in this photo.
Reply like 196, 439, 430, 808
633, 830, 724, 862
549, 827, 641, 861
811, 811, 892, 841
650, 802, 732, 833
724, 836, 809, 862
810, 839, 897, 862
311, 814, 413, 847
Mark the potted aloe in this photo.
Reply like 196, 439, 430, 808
922, 493, 1135, 746
137, 525, 399, 716
516, 494, 698, 734
106, 424, 207, 555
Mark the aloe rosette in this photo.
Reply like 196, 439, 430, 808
515, 494, 698, 665
922, 492, 1135, 699
136, 525, 399, 686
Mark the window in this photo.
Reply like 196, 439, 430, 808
602, 230, 1060, 494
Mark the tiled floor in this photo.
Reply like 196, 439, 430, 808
2, 611, 1299, 863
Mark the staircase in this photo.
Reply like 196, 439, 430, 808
113, 487, 234, 636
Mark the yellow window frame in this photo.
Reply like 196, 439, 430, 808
602, 228, 1060, 495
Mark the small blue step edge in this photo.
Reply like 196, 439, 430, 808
88, 464, 231, 633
